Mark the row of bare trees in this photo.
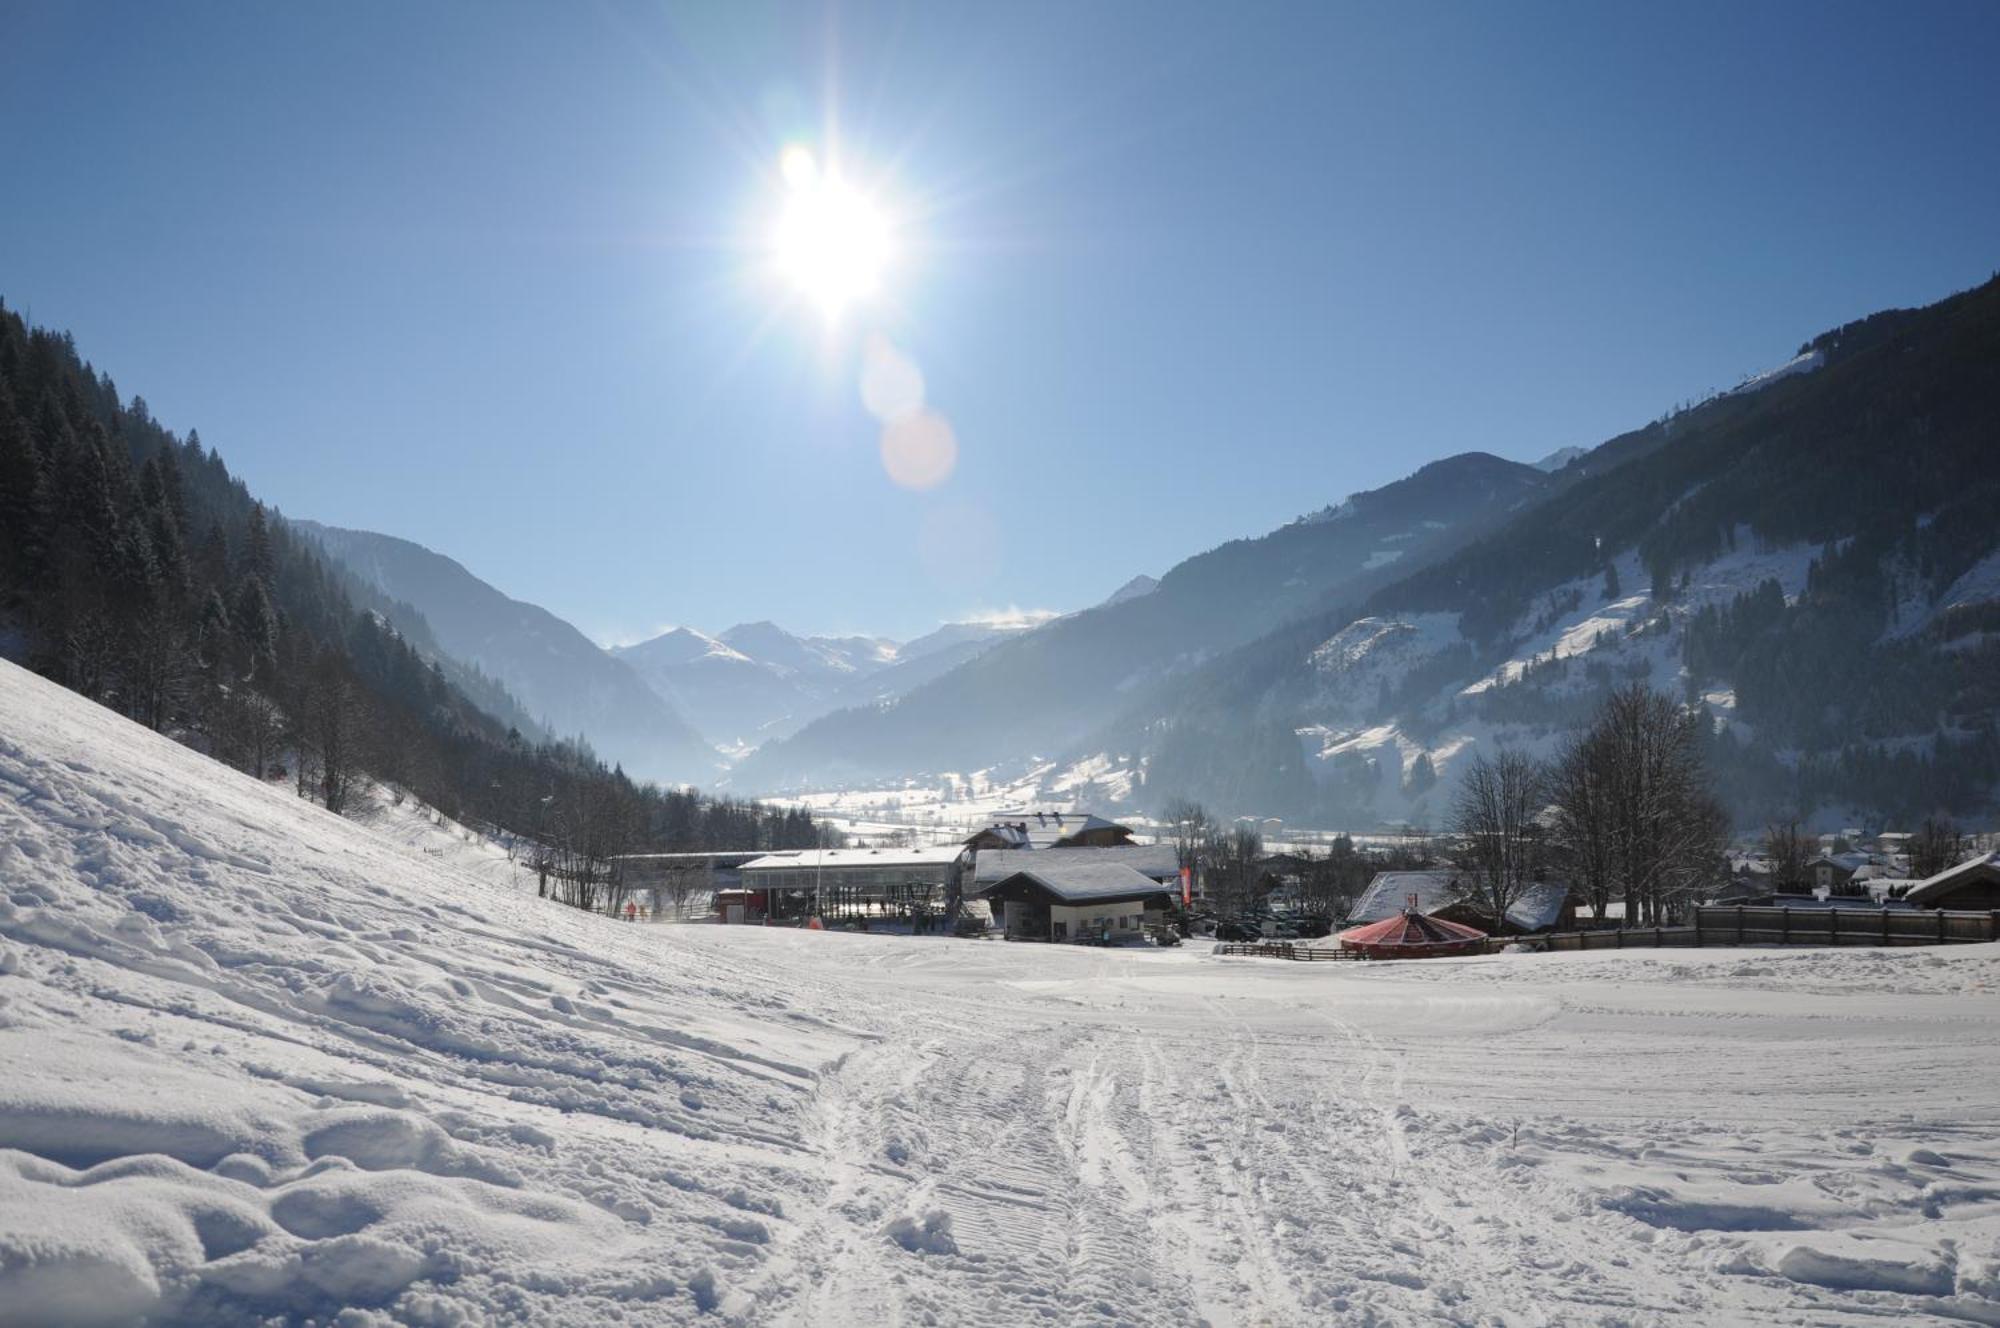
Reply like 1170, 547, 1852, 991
1160, 798, 1266, 916
1157, 799, 1414, 921
1451, 684, 1728, 927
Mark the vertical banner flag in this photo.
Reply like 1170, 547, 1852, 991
1180, 866, 1192, 907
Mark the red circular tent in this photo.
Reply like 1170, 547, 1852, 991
1338, 908, 1488, 959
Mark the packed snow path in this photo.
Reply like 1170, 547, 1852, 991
2, 662, 1998, 1325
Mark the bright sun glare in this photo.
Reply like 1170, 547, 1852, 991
772, 145, 893, 316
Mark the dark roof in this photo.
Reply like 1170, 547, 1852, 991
981, 860, 1172, 907
972, 843, 1178, 887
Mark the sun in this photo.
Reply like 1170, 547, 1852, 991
771, 147, 894, 316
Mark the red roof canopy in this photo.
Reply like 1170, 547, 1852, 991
1338, 908, 1487, 958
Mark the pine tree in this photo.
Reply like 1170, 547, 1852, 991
232, 575, 278, 679
244, 503, 275, 588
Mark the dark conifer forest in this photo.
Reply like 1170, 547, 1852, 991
0, 301, 824, 859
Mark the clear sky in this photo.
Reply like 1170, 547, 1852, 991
4, 2, 1998, 644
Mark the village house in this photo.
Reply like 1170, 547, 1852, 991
978, 858, 1173, 944
1905, 852, 2000, 910
1806, 851, 1871, 894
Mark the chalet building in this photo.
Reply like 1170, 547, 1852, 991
970, 842, 1178, 890
1806, 852, 1871, 894
1348, 870, 1576, 934
1906, 852, 2000, 911
980, 859, 1172, 944
963, 811, 1136, 851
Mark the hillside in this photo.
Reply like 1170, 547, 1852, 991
737, 451, 1557, 789
1110, 274, 2000, 828
295, 522, 716, 783
5, 658, 2000, 1325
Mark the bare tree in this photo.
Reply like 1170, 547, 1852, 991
1160, 797, 1213, 905
1293, 835, 1368, 922
1449, 748, 1549, 929
1909, 817, 1966, 879
1763, 820, 1811, 893
294, 650, 366, 815
1547, 729, 1617, 922
548, 770, 637, 914
1577, 684, 1727, 924
1205, 822, 1264, 918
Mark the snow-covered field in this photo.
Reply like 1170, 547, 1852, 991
4, 657, 2000, 1325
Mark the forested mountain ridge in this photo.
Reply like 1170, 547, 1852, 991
735, 449, 1560, 789
294, 521, 717, 783
0, 300, 822, 858
1109, 272, 2000, 828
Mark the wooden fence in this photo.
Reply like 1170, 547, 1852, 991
1213, 941, 1363, 962
1216, 906, 2000, 961
1505, 905, 2000, 953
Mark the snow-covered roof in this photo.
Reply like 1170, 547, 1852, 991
981, 859, 1173, 905
740, 847, 963, 872
1348, 870, 1571, 932
1347, 871, 1462, 924
968, 811, 1131, 850
972, 843, 1177, 886
1906, 852, 2000, 908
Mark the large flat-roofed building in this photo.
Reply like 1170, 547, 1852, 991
733, 846, 968, 925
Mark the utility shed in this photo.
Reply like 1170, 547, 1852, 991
1906, 852, 2000, 910
981, 861, 1171, 944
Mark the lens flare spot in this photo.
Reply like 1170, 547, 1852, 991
780, 144, 818, 190
880, 410, 958, 490
860, 334, 925, 422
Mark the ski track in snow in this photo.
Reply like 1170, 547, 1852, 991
2, 658, 2000, 1325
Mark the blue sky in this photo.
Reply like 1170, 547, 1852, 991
4, 2, 1998, 644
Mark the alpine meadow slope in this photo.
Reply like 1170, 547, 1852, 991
6, 658, 2000, 1326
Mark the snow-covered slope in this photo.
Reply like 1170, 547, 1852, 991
0, 659, 866, 1323
6, 659, 2000, 1325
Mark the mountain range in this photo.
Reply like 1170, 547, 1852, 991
737, 273, 2000, 829
293, 522, 1057, 780
282, 274, 2000, 828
